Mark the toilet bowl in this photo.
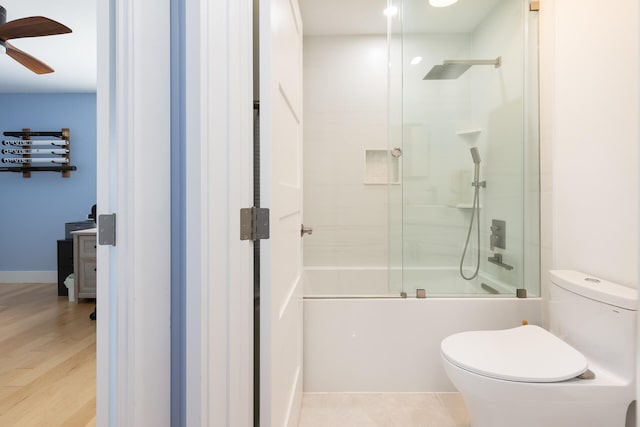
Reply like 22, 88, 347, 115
440, 270, 637, 427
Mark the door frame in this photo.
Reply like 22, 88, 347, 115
183, 0, 255, 426
97, 0, 254, 425
96, 0, 172, 425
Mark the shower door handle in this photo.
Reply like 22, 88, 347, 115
301, 224, 313, 237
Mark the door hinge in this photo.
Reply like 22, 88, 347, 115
240, 207, 270, 241
98, 214, 116, 246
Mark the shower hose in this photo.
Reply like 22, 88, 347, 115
459, 181, 481, 280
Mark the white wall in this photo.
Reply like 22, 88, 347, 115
541, 0, 639, 290
303, 36, 389, 269
539, 4, 639, 421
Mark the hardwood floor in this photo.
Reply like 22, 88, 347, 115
0, 283, 96, 427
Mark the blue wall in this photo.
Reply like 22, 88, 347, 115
0, 93, 97, 272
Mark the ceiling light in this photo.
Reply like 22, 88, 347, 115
383, 6, 398, 16
429, 0, 458, 7
411, 56, 423, 65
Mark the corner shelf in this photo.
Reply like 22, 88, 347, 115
0, 128, 74, 178
455, 129, 482, 137
455, 203, 482, 209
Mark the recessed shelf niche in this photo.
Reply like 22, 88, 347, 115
364, 149, 400, 185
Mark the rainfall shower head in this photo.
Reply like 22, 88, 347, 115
470, 147, 481, 165
423, 57, 502, 80
424, 63, 471, 80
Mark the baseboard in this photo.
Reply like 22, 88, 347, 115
0, 271, 57, 283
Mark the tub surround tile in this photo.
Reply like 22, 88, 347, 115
298, 393, 468, 427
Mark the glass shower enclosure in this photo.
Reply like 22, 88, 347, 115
302, 0, 539, 298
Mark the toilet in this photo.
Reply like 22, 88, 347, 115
440, 270, 637, 427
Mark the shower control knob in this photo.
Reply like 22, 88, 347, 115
301, 224, 313, 237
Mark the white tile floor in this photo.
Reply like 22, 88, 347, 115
298, 392, 470, 427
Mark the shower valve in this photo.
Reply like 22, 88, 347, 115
490, 219, 506, 250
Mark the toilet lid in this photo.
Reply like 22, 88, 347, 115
441, 325, 588, 383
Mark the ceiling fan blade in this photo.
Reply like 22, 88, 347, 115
0, 17, 71, 41
4, 41, 54, 74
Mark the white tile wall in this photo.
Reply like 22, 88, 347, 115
303, 35, 390, 269
399, 33, 475, 272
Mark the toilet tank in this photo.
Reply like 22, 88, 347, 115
549, 270, 637, 382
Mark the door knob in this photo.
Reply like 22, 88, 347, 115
301, 224, 313, 237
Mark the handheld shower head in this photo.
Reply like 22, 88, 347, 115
470, 147, 481, 164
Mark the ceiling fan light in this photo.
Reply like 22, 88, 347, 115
429, 0, 458, 7
0, 10, 71, 74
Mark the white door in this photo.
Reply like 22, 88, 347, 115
259, 0, 304, 425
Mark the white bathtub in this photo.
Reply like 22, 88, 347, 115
303, 267, 542, 392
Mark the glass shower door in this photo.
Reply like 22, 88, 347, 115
392, 0, 540, 298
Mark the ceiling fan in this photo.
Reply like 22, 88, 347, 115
0, 5, 71, 74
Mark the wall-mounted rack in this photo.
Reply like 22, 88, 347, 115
0, 128, 75, 178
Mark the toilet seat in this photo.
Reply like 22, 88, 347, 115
441, 325, 588, 383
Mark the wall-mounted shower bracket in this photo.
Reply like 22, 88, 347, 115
472, 180, 486, 188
